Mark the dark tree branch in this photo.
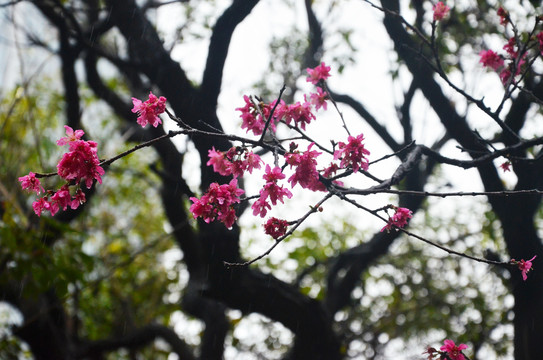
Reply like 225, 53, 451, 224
75, 324, 196, 360
201, 0, 260, 110
302, 0, 324, 69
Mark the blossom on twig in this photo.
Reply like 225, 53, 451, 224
381, 207, 413, 232
264, 217, 289, 239
511, 255, 537, 281
440, 339, 468, 360
433, 2, 450, 21
131, 91, 166, 128
306, 62, 331, 85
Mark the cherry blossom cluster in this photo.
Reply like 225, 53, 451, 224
333, 134, 370, 173
207, 146, 263, 178
18, 126, 104, 216
189, 179, 244, 229
381, 206, 413, 232
478, 7, 543, 85
236, 62, 330, 136
189, 62, 377, 237
424, 339, 468, 360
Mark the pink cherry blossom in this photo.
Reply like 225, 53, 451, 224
257, 165, 292, 209
512, 255, 537, 281
261, 182, 293, 206
189, 179, 244, 229
70, 189, 86, 210
32, 197, 51, 217
57, 140, 105, 189
503, 37, 518, 58
282, 101, 316, 130
236, 95, 278, 136
479, 50, 504, 71
381, 207, 413, 232
333, 133, 370, 173
497, 7, 509, 25
207, 147, 232, 176
48, 200, 60, 216
308, 87, 328, 111
264, 217, 289, 239
263, 165, 286, 182
131, 91, 166, 128
229, 148, 262, 178
251, 197, 271, 218
432, 2, 450, 21
51, 185, 72, 211
440, 339, 467, 360
286, 143, 323, 191
306, 62, 331, 85
207, 146, 263, 178
18, 172, 44, 194
57, 125, 85, 146
243, 151, 263, 174
500, 161, 511, 172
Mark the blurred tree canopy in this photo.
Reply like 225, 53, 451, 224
1, 0, 543, 359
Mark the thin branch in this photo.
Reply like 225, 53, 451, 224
224, 193, 334, 267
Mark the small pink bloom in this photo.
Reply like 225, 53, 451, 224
18, 172, 44, 194
512, 255, 537, 281
440, 339, 467, 360
333, 133, 370, 173
261, 183, 293, 206
500, 161, 511, 172
243, 151, 263, 174
321, 163, 340, 178
282, 101, 316, 130
306, 62, 331, 85
70, 189, 86, 210
503, 37, 517, 58
433, 2, 450, 21
263, 217, 289, 239
57, 125, 85, 146
131, 91, 166, 128
497, 7, 509, 25
308, 87, 328, 111
236, 95, 277, 136
251, 197, 271, 218
287, 143, 323, 191
48, 200, 60, 216
32, 197, 50, 217
207, 147, 232, 176
51, 185, 72, 211
479, 50, 504, 71
381, 207, 413, 232
263, 165, 286, 183
258, 164, 292, 207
